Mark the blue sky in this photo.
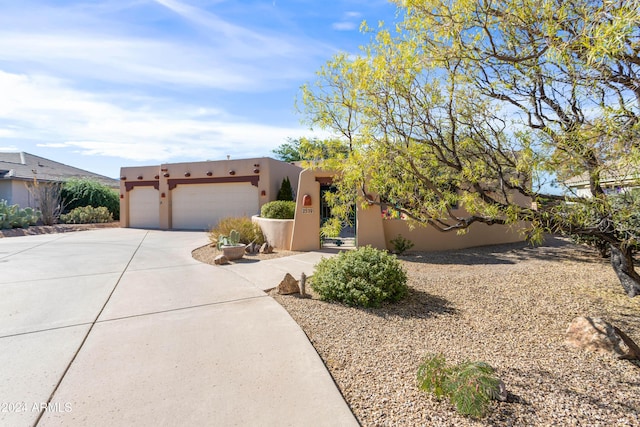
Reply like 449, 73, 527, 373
0, 0, 399, 178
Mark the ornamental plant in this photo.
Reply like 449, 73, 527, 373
208, 216, 264, 246
60, 206, 113, 224
62, 178, 120, 220
261, 200, 296, 219
0, 200, 40, 229
311, 246, 408, 308
216, 229, 241, 249
390, 234, 414, 254
417, 354, 502, 418
277, 177, 294, 201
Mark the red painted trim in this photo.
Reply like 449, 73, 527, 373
125, 181, 159, 192
168, 175, 259, 190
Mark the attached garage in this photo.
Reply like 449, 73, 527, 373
129, 186, 160, 229
120, 158, 303, 230
171, 182, 259, 230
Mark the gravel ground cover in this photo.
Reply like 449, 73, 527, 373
0, 222, 120, 238
271, 236, 640, 426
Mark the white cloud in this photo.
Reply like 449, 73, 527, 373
0, 1, 334, 92
0, 0, 353, 172
332, 22, 358, 31
332, 11, 363, 32
0, 70, 314, 162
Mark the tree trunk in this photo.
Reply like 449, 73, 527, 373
610, 244, 640, 297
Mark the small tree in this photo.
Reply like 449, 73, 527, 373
277, 177, 294, 201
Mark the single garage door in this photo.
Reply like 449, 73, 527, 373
171, 182, 259, 230
129, 186, 160, 229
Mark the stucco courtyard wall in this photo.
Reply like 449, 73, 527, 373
382, 219, 528, 251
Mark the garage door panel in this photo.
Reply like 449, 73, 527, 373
171, 183, 259, 230
129, 187, 160, 229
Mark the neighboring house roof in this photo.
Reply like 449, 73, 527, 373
565, 167, 640, 188
0, 152, 118, 188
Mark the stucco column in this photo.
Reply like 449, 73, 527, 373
159, 165, 170, 230
118, 175, 128, 228
290, 169, 321, 251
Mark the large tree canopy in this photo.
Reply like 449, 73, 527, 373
301, 0, 640, 297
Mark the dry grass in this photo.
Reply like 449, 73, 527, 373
272, 236, 640, 426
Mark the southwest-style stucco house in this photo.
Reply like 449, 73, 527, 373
0, 152, 118, 209
119, 157, 303, 230
120, 158, 526, 252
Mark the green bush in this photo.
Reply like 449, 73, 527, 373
390, 234, 415, 254
311, 246, 408, 307
209, 217, 265, 246
0, 200, 40, 229
62, 178, 120, 220
277, 177, 294, 201
60, 206, 113, 224
261, 200, 296, 219
417, 354, 502, 418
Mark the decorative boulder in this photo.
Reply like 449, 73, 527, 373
260, 243, 274, 254
214, 254, 229, 265
277, 273, 299, 295
565, 316, 640, 360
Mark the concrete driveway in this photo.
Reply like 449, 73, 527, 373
0, 228, 357, 427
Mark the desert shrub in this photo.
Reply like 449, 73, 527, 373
209, 216, 264, 246
311, 246, 408, 307
0, 200, 40, 229
261, 200, 296, 219
390, 234, 414, 254
60, 206, 113, 224
28, 180, 63, 225
277, 177, 294, 201
417, 354, 502, 418
62, 178, 120, 220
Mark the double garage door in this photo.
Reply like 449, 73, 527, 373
128, 182, 259, 230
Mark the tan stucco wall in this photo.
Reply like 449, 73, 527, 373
382, 220, 528, 252
120, 158, 303, 230
355, 199, 387, 249
263, 158, 302, 204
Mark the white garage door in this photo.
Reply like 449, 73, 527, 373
129, 187, 160, 229
171, 183, 259, 230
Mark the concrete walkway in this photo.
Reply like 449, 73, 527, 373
0, 228, 357, 427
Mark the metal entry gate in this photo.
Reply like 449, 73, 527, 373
320, 184, 355, 246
